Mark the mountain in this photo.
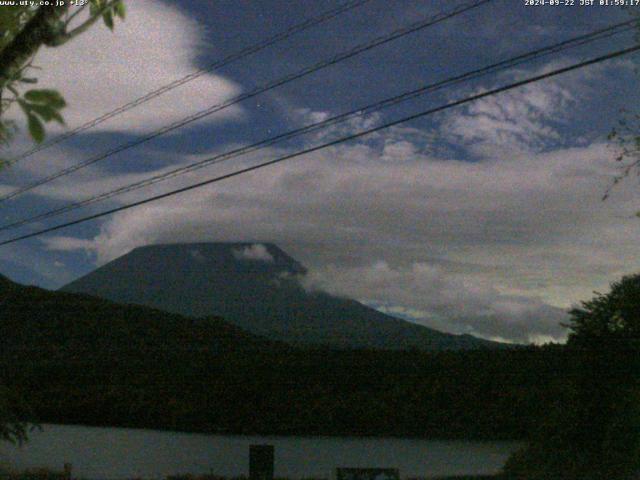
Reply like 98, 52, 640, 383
61, 242, 498, 350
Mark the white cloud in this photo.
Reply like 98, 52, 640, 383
31, 51, 640, 343
292, 107, 384, 145
303, 260, 567, 343
6, 0, 243, 139
42, 236, 96, 253
439, 59, 601, 156
443, 82, 570, 154
39, 124, 640, 343
232, 244, 274, 262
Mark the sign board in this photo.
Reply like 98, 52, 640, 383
250, 445, 274, 480
336, 468, 400, 480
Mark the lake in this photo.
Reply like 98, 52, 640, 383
0, 424, 521, 479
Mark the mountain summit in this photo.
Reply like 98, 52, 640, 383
61, 242, 497, 350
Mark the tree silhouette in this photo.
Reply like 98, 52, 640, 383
504, 273, 640, 479
0, 1, 125, 444
0, 1, 125, 149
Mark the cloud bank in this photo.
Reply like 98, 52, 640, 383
10, 9, 637, 345
7, 0, 243, 139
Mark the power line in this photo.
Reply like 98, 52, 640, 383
0, 18, 635, 233
0, 0, 492, 203
0, 43, 637, 248
2, 0, 373, 168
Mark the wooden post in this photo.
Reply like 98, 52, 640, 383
249, 444, 274, 480
62, 463, 72, 480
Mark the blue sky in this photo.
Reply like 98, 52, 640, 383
1, 0, 639, 343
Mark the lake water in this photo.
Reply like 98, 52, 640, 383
0, 424, 521, 479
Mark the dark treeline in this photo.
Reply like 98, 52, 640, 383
5, 346, 575, 440
0, 274, 576, 440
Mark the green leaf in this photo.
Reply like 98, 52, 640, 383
18, 77, 37, 84
29, 104, 65, 125
28, 104, 53, 121
114, 0, 126, 19
103, 10, 114, 30
16, 99, 31, 114
27, 113, 45, 144
89, 0, 103, 16
48, 110, 65, 125
24, 89, 66, 109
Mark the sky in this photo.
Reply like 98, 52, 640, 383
1, 0, 640, 344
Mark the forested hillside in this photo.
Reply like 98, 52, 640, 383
0, 274, 571, 440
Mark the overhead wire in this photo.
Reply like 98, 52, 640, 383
0, 0, 492, 203
0, 17, 635, 233
2, 0, 373, 168
0, 43, 637, 247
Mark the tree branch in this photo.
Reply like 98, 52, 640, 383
64, 3, 88, 28
49, 1, 120, 46
0, 5, 68, 87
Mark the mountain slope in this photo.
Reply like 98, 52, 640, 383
61, 242, 498, 350
0, 272, 272, 367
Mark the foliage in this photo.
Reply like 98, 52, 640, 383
0, 0, 125, 444
503, 273, 640, 480
0, 383, 30, 445
565, 273, 640, 347
0, 0, 125, 150
603, 8, 640, 208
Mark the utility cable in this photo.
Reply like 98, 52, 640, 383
0, 43, 636, 247
0, 0, 492, 203
0, 18, 634, 233
2, 0, 373, 168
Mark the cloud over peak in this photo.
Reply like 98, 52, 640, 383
232, 244, 275, 263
